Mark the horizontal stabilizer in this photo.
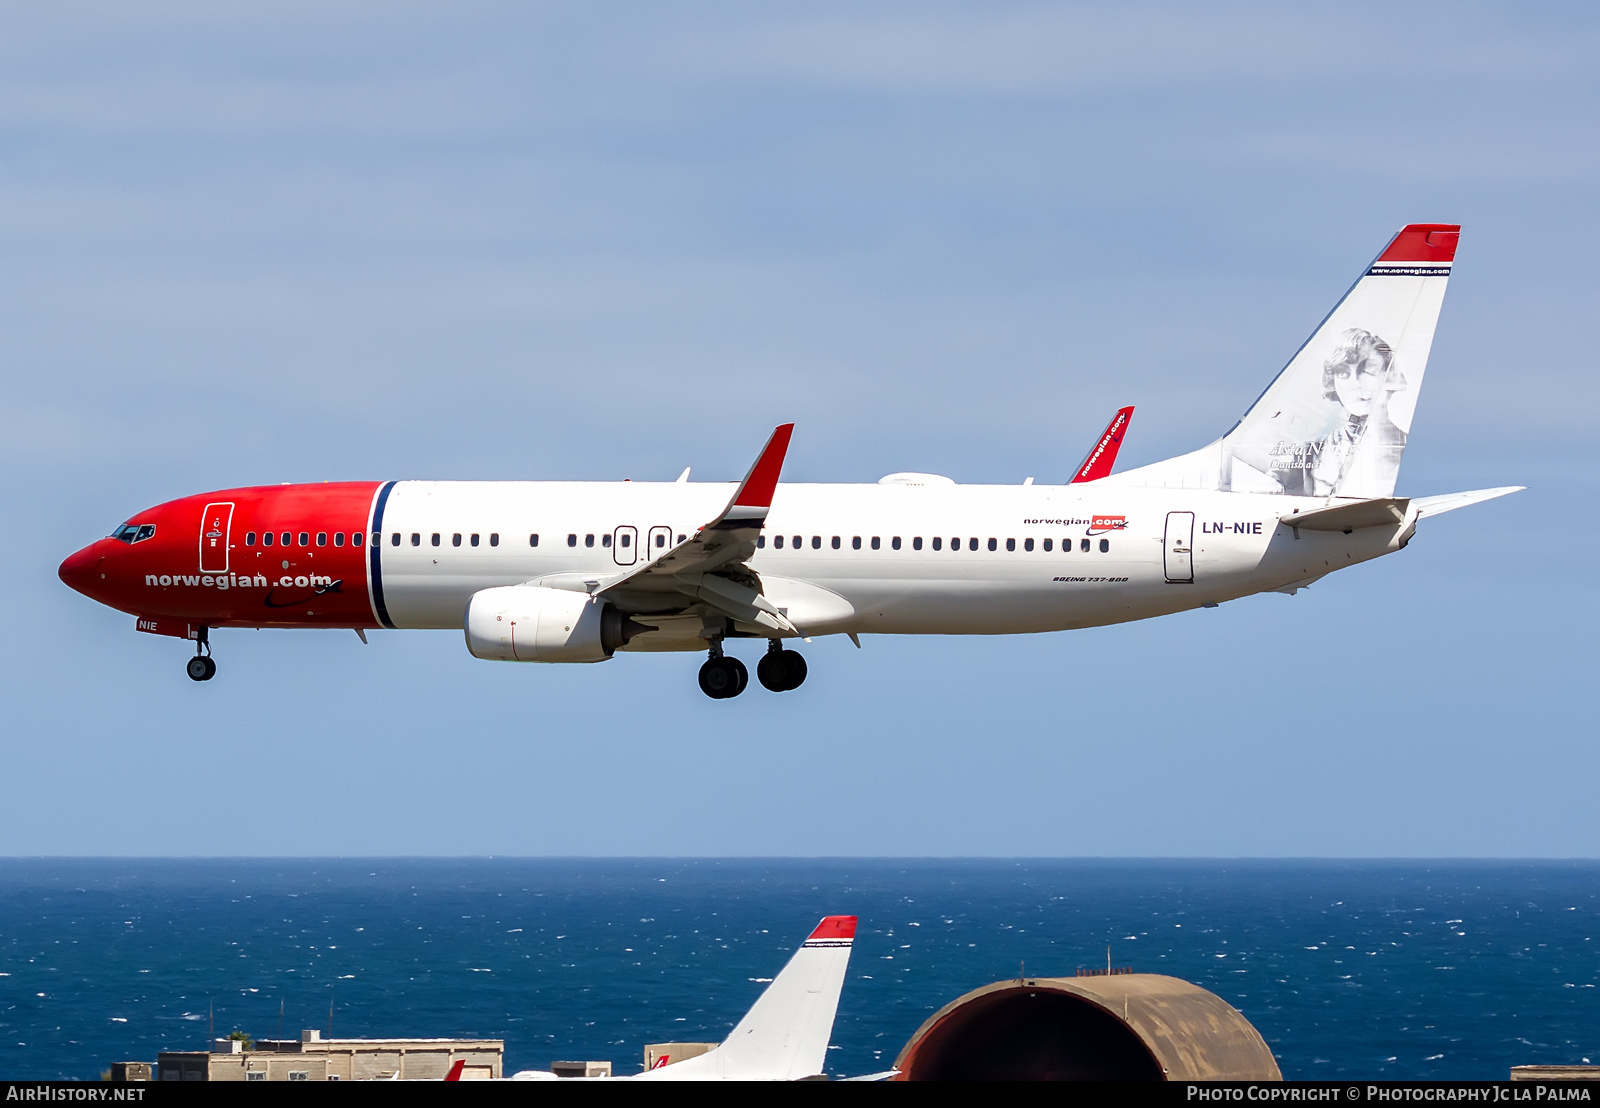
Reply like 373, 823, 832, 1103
1280, 497, 1408, 532
1412, 486, 1524, 517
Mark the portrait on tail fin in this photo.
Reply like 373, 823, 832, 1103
1227, 327, 1408, 497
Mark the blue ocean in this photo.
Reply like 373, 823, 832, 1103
0, 860, 1594, 1080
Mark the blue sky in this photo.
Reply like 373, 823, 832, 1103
3, 1, 1596, 855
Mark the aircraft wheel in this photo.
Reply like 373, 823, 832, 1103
756, 651, 788, 692
698, 657, 746, 699
187, 655, 216, 682
758, 649, 806, 692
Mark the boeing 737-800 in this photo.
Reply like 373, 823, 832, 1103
58, 224, 1517, 698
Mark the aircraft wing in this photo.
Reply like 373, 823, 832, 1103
595, 424, 798, 635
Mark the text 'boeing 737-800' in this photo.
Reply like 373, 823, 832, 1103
59, 224, 1519, 698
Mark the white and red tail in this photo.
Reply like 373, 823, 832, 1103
638, 916, 857, 1081
1101, 224, 1458, 499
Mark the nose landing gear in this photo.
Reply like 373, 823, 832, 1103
186, 627, 216, 682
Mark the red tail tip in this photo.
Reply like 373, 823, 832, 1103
444, 1059, 465, 1081
1377, 224, 1459, 264
809, 915, 857, 940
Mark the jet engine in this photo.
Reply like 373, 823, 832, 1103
464, 585, 643, 663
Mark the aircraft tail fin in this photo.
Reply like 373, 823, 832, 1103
1099, 224, 1458, 498
640, 916, 856, 1081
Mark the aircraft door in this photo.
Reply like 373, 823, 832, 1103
647, 526, 673, 560
199, 502, 234, 574
1163, 511, 1194, 583
613, 525, 638, 566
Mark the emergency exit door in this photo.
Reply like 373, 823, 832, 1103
199, 502, 234, 574
1164, 511, 1194, 583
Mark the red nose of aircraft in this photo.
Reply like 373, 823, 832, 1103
58, 543, 107, 600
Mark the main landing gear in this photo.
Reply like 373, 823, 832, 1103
698, 639, 806, 699
756, 637, 807, 693
186, 627, 216, 682
697, 641, 747, 700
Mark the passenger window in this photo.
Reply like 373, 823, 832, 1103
791, 535, 800, 548
262, 531, 274, 547
493, 533, 502, 547
850, 536, 859, 550
298, 532, 310, 547
812, 536, 821, 549
892, 536, 902, 550
392, 533, 401, 546
757, 535, 766, 548
654, 533, 665, 547
333, 532, 344, 547
913, 537, 922, 550
678, 534, 687, 543
1006, 538, 1015, 551
621, 533, 630, 547
568, 534, 577, 547
602, 534, 612, 548
988, 538, 997, 551
932, 537, 942, 550
774, 534, 784, 549
245, 532, 256, 546
871, 536, 881, 550
1080, 538, 1090, 552
452, 533, 462, 547
585, 534, 595, 547
411, 533, 421, 546
968, 538, 977, 551
316, 532, 327, 547
431, 533, 440, 547
281, 533, 292, 546
355, 532, 365, 548
1043, 538, 1052, 551
470, 533, 479, 547
1100, 538, 1110, 552
1024, 538, 1033, 551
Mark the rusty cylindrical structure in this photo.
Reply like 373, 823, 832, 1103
893, 973, 1281, 1081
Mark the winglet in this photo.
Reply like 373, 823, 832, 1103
1071, 406, 1133, 483
716, 424, 794, 526
444, 1059, 465, 1081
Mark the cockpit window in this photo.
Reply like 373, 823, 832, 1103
112, 523, 156, 544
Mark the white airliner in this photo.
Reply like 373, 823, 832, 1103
60, 224, 1518, 696
510, 915, 856, 1081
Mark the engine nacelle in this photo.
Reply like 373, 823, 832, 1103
464, 586, 640, 663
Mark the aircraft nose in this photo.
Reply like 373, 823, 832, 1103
58, 544, 105, 597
